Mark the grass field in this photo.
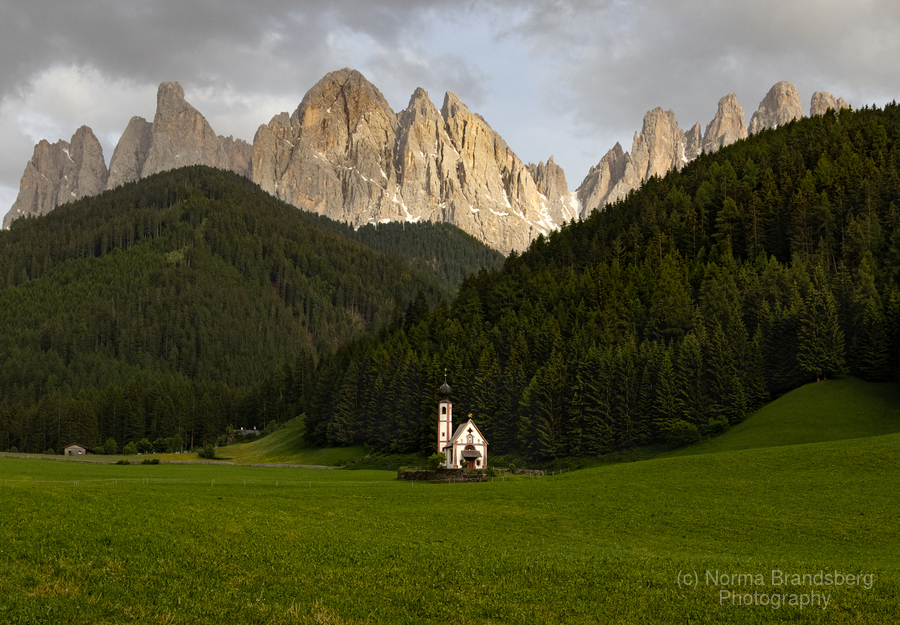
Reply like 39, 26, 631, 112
1, 430, 897, 624
666, 377, 900, 457
192, 418, 369, 467
1, 378, 898, 623
0, 418, 373, 468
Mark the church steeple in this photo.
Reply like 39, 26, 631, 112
439, 368, 452, 399
437, 370, 453, 456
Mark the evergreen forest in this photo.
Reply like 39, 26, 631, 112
3, 103, 900, 461
0, 167, 499, 453
303, 103, 900, 460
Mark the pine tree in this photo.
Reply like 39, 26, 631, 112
653, 348, 681, 437
675, 330, 707, 425
797, 267, 847, 381
855, 297, 891, 381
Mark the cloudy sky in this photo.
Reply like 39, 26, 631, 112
1, 0, 899, 215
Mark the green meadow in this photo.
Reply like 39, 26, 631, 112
1, 380, 899, 624
666, 377, 900, 456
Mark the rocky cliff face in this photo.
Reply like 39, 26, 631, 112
4, 74, 854, 251
810, 91, 850, 116
106, 116, 153, 190
3, 126, 108, 229
106, 82, 250, 190
576, 82, 832, 217
748, 81, 803, 134
253, 69, 400, 224
576, 108, 689, 217
702, 94, 748, 154
251, 69, 574, 252
684, 123, 702, 162
527, 156, 578, 219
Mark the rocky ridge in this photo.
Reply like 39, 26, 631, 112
747, 81, 804, 134
701, 94, 748, 155
576, 81, 849, 217
3, 126, 108, 229
106, 82, 252, 190
810, 91, 850, 117
577, 107, 691, 217
251, 70, 578, 251
4, 74, 851, 250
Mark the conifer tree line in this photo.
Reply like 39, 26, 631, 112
0, 167, 499, 453
304, 103, 900, 460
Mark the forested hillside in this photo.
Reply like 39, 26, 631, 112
303, 103, 900, 460
0, 167, 500, 453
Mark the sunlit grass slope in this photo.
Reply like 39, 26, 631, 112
201, 418, 368, 466
1, 432, 897, 623
668, 376, 900, 457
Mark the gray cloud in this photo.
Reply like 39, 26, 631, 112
1, 0, 898, 214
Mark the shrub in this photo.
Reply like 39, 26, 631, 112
665, 420, 700, 447
198, 444, 217, 459
508, 463, 516, 472
115, 459, 130, 465
152, 438, 173, 454
141, 458, 160, 465
702, 417, 730, 438
123, 442, 138, 455
8, 446, 19, 453
44, 448, 56, 455
427, 452, 446, 469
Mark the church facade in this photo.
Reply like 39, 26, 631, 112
437, 380, 488, 469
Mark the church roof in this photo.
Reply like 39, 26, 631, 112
461, 449, 482, 459
448, 419, 489, 445
439, 381, 452, 398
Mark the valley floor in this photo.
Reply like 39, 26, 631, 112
1, 429, 897, 624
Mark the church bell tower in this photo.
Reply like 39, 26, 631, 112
437, 373, 453, 456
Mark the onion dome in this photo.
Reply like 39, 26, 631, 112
439, 381, 452, 398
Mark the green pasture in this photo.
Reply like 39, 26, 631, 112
170, 418, 369, 467
667, 377, 900, 457
1, 430, 898, 624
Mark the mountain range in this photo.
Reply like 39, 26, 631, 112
3, 70, 850, 252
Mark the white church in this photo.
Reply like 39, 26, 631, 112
436, 378, 488, 469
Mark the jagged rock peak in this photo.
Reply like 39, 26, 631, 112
576, 142, 631, 217
810, 91, 850, 116
106, 116, 153, 190
528, 156, 569, 200
577, 106, 690, 219
748, 81, 803, 134
702, 94, 748, 154
253, 68, 402, 226
248, 68, 576, 252
290, 68, 398, 141
108, 82, 250, 189
685, 123, 702, 162
140, 81, 230, 178
3, 126, 108, 229
631, 107, 687, 180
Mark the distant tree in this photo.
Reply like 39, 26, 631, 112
123, 441, 137, 455
103, 437, 118, 455
136, 438, 154, 454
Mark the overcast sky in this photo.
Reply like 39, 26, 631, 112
2, 0, 899, 215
